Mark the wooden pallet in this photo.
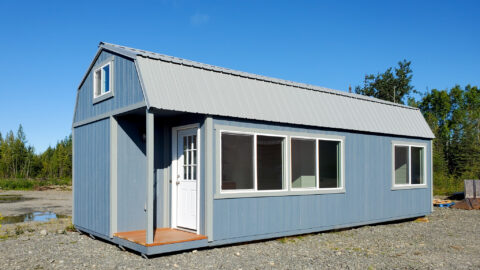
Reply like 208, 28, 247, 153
435, 202, 455, 208
433, 199, 455, 208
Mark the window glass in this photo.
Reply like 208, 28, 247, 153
221, 133, 254, 190
291, 138, 316, 188
318, 140, 341, 188
94, 69, 102, 97
411, 147, 424, 184
394, 146, 409, 185
103, 64, 110, 92
257, 136, 284, 190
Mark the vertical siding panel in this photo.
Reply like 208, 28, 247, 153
212, 118, 432, 241
116, 116, 147, 232
73, 118, 110, 237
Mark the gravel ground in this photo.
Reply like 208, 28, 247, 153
0, 207, 479, 269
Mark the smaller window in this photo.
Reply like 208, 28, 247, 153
393, 144, 426, 187
93, 62, 113, 99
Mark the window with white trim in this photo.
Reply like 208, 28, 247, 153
291, 137, 343, 190
291, 138, 316, 188
393, 144, 425, 186
221, 132, 286, 192
93, 62, 112, 98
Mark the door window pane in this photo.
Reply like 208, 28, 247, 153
257, 136, 284, 190
291, 138, 316, 188
221, 133, 254, 190
395, 146, 409, 185
318, 140, 340, 188
411, 147, 424, 184
192, 166, 197, 180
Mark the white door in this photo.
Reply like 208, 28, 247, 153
175, 128, 198, 231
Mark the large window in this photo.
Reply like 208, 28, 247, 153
93, 62, 113, 99
393, 144, 426, 187
291, 139, 316, 188
257, 136, 284, 190
221, 133, 254, 190
220, 130, 344, 195
318, 140, 341, 188
221, 132, 285, 192
291, 138, 343, 190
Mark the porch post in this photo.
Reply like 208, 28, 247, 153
146, 111, 154, 244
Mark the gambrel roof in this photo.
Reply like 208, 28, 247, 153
81, 42, 435, 139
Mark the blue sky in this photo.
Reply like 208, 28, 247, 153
0, 0, 478, 153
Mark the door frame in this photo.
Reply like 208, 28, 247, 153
171, 123, 201, 234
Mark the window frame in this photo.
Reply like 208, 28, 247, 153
215, 125, 346, 199
219, 130, 288, 194
290, 136, 344, 192
92, 58, 114, 104
391, 141, 428, 190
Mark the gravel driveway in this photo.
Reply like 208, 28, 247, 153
0, 207, 479, 269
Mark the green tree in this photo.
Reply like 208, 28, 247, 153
418, 85, 480, 193
355, 60, 415, 104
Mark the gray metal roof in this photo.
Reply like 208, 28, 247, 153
98, 42, 435, 139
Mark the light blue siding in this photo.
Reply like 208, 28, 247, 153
211, 117, 432, 241
116, 116, 147, 232
73, 118, 110, 237
154, 119, 169, 229
74, 51, 145, 123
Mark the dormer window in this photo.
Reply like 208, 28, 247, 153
93, 61, 114, 101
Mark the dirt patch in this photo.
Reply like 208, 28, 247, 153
0, 194, 33, 203
0, 190, 71, 217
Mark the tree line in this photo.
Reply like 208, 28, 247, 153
356, 60, 480, 193
0, 125, 72, 180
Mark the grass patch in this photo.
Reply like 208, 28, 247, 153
433, 175, 464, 196
0, 178, 71, 190
65, 222, 75, 232
14, 225, 24, 235
277, 235, 306, 244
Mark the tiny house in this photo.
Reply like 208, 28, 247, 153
72, 42, 434, 257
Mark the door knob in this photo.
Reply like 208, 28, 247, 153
176, 181, 180, 185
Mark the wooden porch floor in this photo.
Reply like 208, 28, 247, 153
114, 228, 207, 247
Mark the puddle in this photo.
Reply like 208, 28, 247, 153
0, 194, 32, 203
0, 212, 67, 224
